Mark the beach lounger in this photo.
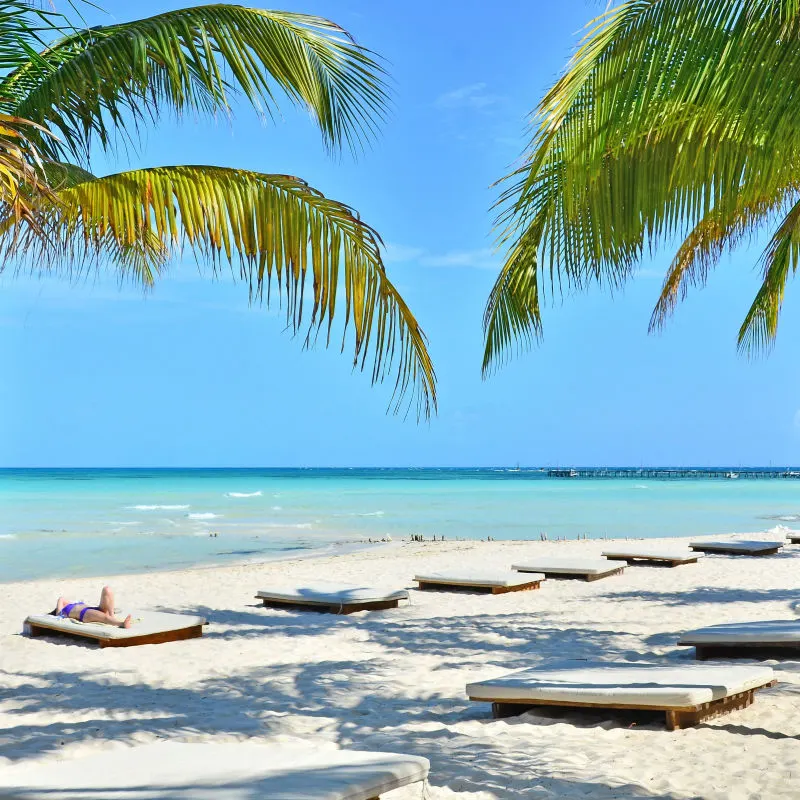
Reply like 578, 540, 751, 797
466, 661, 775, 731
255, 583, 408, 614
413, 569, 545, 594
689, 540, 784, 556
23, 610, 207, 648
679, 619, 800, 660
601, 546, 701, 567
0, 740, 430, 800
512, 557, 624, 581
787, 534, 800, 544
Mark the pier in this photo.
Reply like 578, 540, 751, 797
545, 468, 800, 480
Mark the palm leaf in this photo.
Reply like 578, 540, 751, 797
486, 0, 800, 367
0, 5, 388, 162
0, 112, 57, 232
738, 199, 800, 353
648, 192, 793, 331
482, 219, 543, 375
3, 166, 435, 417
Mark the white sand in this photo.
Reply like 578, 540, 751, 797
1, 533, 799, 799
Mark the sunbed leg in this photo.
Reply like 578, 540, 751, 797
491, 702, 528, 719
665, 710, 678, 731
26, 623, 45, 638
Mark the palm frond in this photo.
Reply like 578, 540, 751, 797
2, 165, 435, 417
0, 5, 388, 162
648, 192, 793, 331
482, 220, 543, 375
0, 112, 57, 232
0, 2, 68, 72
487, 0, 800, 368
738, 200, 800, 353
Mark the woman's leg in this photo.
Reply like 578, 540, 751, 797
98, 586, 114, 614
81, 607, 132, 628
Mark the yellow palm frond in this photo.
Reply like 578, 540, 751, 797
5, 166, 436, 418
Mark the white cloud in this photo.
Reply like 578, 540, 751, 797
434, 82, 501, 111
383, 244, 426, 264
384, 243, 498, 271
420, 248, 497, 269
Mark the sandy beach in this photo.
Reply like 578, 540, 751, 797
1, 533, 799, 799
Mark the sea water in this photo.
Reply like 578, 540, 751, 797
2, 468, 799, 582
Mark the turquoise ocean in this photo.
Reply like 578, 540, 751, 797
2, 468, 800, 583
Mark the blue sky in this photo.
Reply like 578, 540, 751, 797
2, 0, 800, 467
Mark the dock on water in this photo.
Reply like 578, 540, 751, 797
545, 468, 800, 480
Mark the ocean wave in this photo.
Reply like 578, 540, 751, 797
768, 524, 799, 535
0, 534, 17, 540
187, 512, 223, 520
262, 522, 313, 530
126, 504, 190, 511
271, 506, 283, 511
761, 513, 800, 522
107, 521, 142, 526
225, 491, 262, 498
337, 510, 385, 518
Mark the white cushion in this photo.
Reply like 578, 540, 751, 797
467, 662, 774, 708
513, 558, 619, 576
601, 547, 701, 562
414, 570, 545, 588
24, 610, 206, 641
256, 583, 408, 606
679, 619, 800, 645
689, 540, 783, 553
0, 741, 430, 800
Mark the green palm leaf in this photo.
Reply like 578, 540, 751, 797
485, 0, 800, 369
5, 166, 435, 417
738, 199, 800, 353
0, 5, 388, 162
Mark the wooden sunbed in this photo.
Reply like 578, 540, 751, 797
0, 741, 431, 799
602, 547, 701, 567
466, 662, 775, 731
788, 534, 800, 544
413, 570, 545, 594
255, 584, 408, 614
679, 619, 800, 660
689, 540, 783, 556
24, 610, 207, 648
513, 557, 624, 582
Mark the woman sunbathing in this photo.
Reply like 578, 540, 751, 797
51, 586, 132, 628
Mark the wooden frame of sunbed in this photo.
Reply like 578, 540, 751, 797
255, 595, 402, 615
689, 543, 782, 556
603, 554, 698, 568
414, 578, 542, 594
25, 620, 204, 648
515, 566, 624, 582
474, 678, 776, 731
680, 641, 800, 661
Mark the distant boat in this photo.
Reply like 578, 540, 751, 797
725, 472, 739, 479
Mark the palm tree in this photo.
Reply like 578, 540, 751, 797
0, 2, 435, 418
483, 0, 800, 374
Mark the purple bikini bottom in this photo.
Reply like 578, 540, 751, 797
60, 603, 100, 621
